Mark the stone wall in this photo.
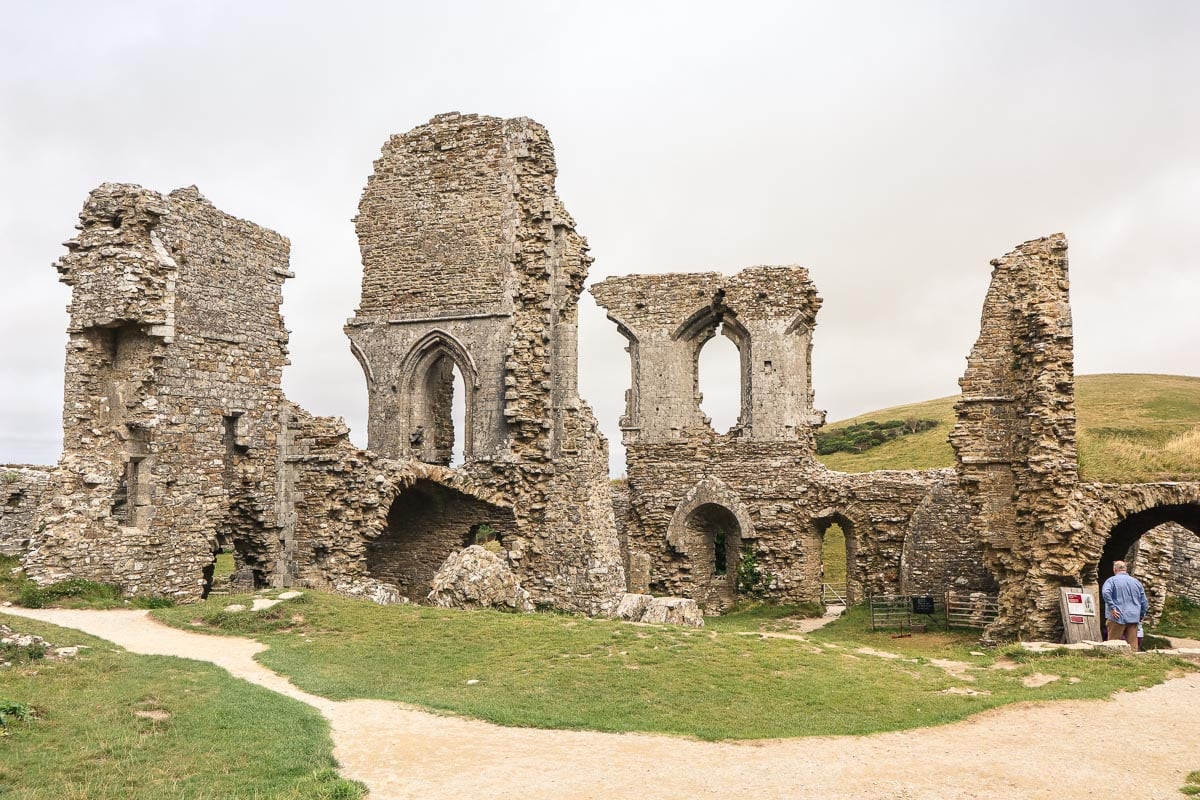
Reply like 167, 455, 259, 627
950, 234, 1200, 639
593, 268, 958, 612
0, 466, 52, 558
23, 184, 292, 600
345, 113, 626, 614
1127, 523, 1200, 613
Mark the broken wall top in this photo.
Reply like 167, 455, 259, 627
591, 266, 821, 338
354, 112, 578, 320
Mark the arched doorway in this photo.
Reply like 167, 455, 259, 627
399, 331, 478, 467
682, 502, 742, 611
815, 513, 859, 604
1095, 503, 1200, 620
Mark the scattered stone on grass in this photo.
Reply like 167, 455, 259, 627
332, 577, 408, 606
1022, 673, 1061, 688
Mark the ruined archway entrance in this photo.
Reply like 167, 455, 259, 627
366, 479, 513, 600
815, 514, 859, 605
1095, 503, 1200, 621
682, 503, 742, 612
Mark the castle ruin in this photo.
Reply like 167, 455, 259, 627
2, 112, 1198, 641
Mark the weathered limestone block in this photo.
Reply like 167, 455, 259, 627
331, 577, 409, 606
640, 597, 704, 627
427, 545, 534, 612
614, 592, 653, 621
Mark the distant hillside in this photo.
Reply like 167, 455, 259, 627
816, 374, 1200, 484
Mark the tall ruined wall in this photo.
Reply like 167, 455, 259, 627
950, 234, 1079, 638
24, 184, 292, 599
1127, 522, 1200, 612
0, 466, 52, 557
346, 113, 625, 614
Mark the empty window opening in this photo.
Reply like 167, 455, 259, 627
413, 354, 470, 467
697, 325, 743, 434
450, 364, 466, 467
816, 515, 858, 604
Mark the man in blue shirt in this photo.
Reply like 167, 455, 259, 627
1102, 560, 1148, 650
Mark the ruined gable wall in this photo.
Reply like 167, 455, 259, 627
25, 184, 291, 599
348, 114, 625, 614
594, 268, 954, 611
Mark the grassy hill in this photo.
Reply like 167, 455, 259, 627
816, 374, 1200, 484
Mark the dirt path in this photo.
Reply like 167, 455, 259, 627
5, 607, 1199, 800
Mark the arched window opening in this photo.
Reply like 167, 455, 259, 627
413, 353, 471, 467
697, 325, 743, 434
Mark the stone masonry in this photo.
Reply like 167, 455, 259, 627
951, 235, 1200, 640
592, 269, 989, 612
343, 113, 626, 614
6, 115, 1197, 635
24, 185, 294, 599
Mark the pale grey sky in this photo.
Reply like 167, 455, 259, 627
2, 1, 1198, 473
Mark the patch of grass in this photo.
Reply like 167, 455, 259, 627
1181, 770, 1200, 796
0, 613, 364, 799
817, 374, 1200, 483
213, 550, 236, 579
1155, 597, 1200, 640
17, 578, 122, 609
816, 418, 938, 455
153, 591, 1194, 741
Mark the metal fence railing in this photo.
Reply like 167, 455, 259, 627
944, 591, 1000, 629
821, 583, 847, 606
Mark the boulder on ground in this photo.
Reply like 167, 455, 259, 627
427, 545, 533, 613
613, 593, 704, 627
332, 577, 408, 606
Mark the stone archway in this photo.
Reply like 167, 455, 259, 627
1093, 502, 1200, 621
813, 512, 860, 605
666, 478, 755, 613
365, 479, 514, 601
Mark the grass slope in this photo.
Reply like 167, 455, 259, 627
817, 373, 1200, 483
0, 614, 364, 799
153, 590, 1193, 741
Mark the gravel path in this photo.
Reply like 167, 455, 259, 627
5, 606, 1199, 800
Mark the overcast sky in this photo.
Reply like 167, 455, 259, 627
2, 1, 1198, 473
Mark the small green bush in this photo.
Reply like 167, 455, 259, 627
736, 546, 773, 597
1, 471, 21, 484
816, 418, 939, 455
1, 640, 46, 664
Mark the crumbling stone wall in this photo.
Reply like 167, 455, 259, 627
23, 184, 293, 599
593, 269, 952, 611
0, 466, 52, 557
1127, 523, 1200, 613
345, 113, 626, 614
951, 234, 1200, 639
899, 475, 996, 596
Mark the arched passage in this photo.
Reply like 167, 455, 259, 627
365, 479, 514, 600
1095, 503, 1200, 617
665, 478, 755, 613
814, 513, 859, 604
682, 503, 742, 611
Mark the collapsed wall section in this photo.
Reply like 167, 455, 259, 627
24, 184, 293, 600
0, 466, 52, 558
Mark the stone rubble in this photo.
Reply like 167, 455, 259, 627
427, 545, 534, 613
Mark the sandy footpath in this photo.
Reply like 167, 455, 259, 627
5, 606, 1199, 800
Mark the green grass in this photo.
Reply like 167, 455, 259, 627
1183, 770, 1200, 796
1154, 597, 1200, 640
152, 590, 1194, 741
213, 551, 235, 579
817, 374, 1200, 483
0, 613, 364, 799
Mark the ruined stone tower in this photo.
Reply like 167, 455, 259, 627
25, 184, 293, 598
345, 113, 625, 613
